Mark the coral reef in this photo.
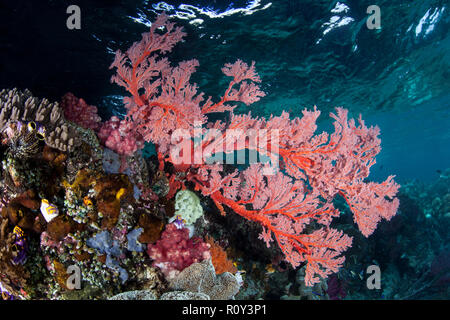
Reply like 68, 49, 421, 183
0, 13, 404, 300
105, 13, 400, 287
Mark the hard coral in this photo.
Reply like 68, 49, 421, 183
169, 259, 241, 300
0, 88, 81, 152
147, 223, 210, 279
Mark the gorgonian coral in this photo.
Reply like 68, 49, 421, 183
106, 14, 400, 286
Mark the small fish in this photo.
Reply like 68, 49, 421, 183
36, 126, 46, 140
11, 226, 27, 265
13, 226, 25, 238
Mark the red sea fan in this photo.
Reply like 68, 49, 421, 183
108, 14, 400, 286
193, 163, 352, 286
108, 14, 265, 155
188, 107, 399, 285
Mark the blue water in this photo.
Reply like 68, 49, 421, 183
0, 0, 449, 300
105, 0, 450, 183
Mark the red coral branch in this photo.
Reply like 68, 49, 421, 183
191, 164, 352, 286
105, 14, 400, 286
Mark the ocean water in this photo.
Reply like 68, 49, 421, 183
0, 0, 449, 300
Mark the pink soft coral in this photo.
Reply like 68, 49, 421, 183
147, 223, 211, 279
60, 92, 102, 130
97, 116, 144, 156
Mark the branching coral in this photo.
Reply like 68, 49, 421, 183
108, 14, 265, 156
107, 14, 400, 286
0, 88, 81, 152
